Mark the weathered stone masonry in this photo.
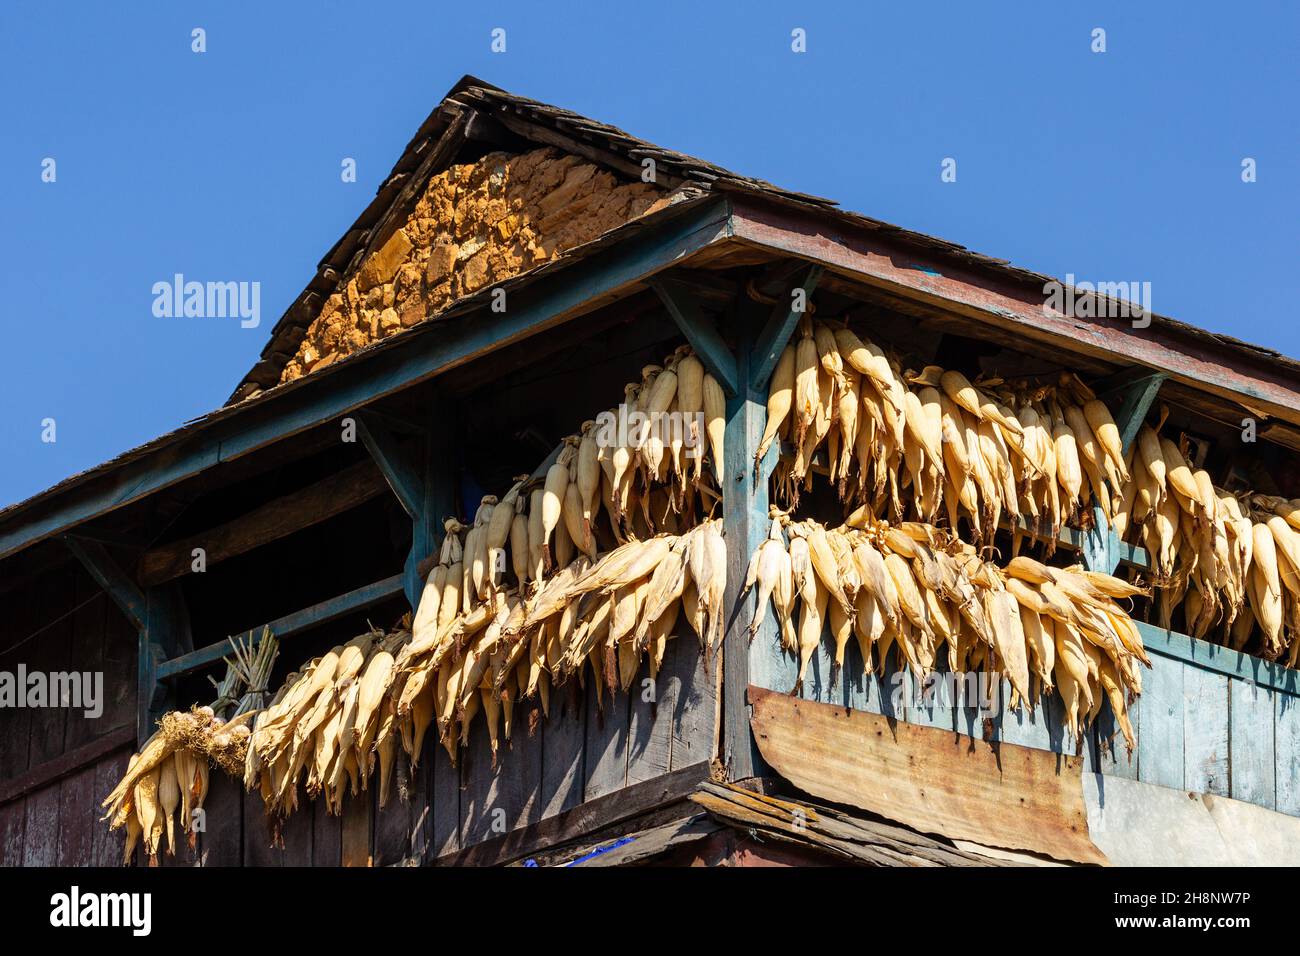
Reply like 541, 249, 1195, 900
281, 147, 663, 382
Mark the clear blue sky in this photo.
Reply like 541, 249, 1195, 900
2, 1, 1296, 509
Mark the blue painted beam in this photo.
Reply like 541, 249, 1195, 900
156, 573, 405, 680
1097, 369, 1167, 454
1135, 621, 1300, 696
0, 198, 733, 564
749, 265, 823, 388
647, 276, 739, 396
1083, 369, 1166, 573
356, 411, 424, 520
63, 536, 147, 633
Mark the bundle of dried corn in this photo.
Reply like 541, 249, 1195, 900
761, 320, 1128, 552
744, 514, 1148, 754
100, 706, 250, 864
395, 518, 725, 771
1113, 426, 1300, 664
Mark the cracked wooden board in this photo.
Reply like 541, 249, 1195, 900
749, 686, 1107, 865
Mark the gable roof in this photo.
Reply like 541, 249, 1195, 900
232, 75, 1300, 407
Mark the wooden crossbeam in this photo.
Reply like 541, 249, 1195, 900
648, 276, 739, 396
137, 459, 388, 586
156, 573, 405, 681
749, 265, 823, 388
355, 412, 424, 519
63, 536, 147, 633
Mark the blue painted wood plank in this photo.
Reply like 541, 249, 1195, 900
648, 277, 738, 395
156, 574, 404, 679
0, 199, 733, 563
998, 682, 1053, 753
1229, 678, 1275, 809
1183, 667, 1229, 795
1094, 369, 1167, 454
1136, 621, 1300, 695
1275, 695, 1300, 816
355, 411, 424, 519
1136, 656, 1185, 791
749, 265, 823, 387
1095, 686, 1140, 779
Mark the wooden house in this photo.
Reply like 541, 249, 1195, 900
3, 77, 1300, 867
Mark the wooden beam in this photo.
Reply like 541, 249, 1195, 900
648, 276, 739, 395
1083, 369, 1166, 574
1135, 622, 1300, 696
0, 198, 732, 564
748, 687, 1108, 865
722, 299, 780, 780
63, 537, 147, 633
729, 196, 1300, 425
355, 412, 424, 520
433, 761, 710, 866
156, 573, 405, 680
0, 727, 135, 805
137, 459, 388, 586
749, 265, 823, 388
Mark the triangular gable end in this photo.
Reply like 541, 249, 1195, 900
229, 76, 718, 403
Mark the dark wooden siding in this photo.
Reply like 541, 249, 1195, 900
0, 562, 136, 866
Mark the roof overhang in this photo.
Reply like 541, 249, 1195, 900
4, 188, 1299, 566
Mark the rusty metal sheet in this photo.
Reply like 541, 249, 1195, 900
749, 686, 1108, 865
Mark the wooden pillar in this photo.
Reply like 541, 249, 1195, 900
720, 302, 768, 780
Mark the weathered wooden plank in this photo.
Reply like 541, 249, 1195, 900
583, 679, 630, 801
648, 276, 738, 395
627, 652, 674, 785
1094, 369, 1167, 453
0, 589, 37, 781
1136, 620, 1299, 695
157, 574, 405, 679
749, 687, 1106, 865
1183, 667, 1229, 795
0, 199, 732, 564
0, 726, 136, 806
28, 570, 73, 767
373, 751, 412, 866
89, 751, 129, 866
312, 790, 342, 866
64, 568, 108, 752
279, 792, 314, 865
243, 790, 282, 867
0, 798, 25, 867
21, 782, 60, 867
1095, 687, 1140, 780
341, 786, 372, 866
1229, 679, 1275, 809
408, 735, 434, 864
669, 638, 717, 772
1275, 696, 1300, 816
55, 765, 97, 866
1136, 656, 1185, 791
137, 459, 388, 585
430, 736, 460, 856
435, 760, 711, 867
197, 762, 242, 866
539, 680, 586, 819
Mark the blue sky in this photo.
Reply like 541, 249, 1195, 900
2, 1, 1296, 509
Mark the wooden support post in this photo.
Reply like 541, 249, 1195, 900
1082, 370, 1166, 574
720, 300, 767, 781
